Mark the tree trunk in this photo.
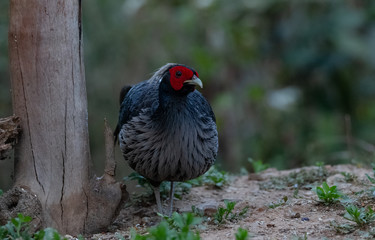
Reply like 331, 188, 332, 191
2, 0, 127, 234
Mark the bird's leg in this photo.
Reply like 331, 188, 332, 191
168, 181, 175, 217
152, 185, 163, 214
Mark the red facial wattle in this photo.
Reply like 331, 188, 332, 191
169, 66, 195, 91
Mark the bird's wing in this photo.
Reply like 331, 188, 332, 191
115, 81, 159, 142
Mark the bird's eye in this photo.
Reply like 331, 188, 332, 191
175, 71, 182, 78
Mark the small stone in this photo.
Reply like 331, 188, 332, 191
195, 202, 219, 216
257, 206, 267, 212
257, 221, 265, 225
248, 173, 263, 181
291, 212, 301, 218
204, 206, 218, 216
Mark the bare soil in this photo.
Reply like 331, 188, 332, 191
86, 164, 374, 239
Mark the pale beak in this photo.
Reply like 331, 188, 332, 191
184, 75, 203, 88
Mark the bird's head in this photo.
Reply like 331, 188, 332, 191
159, 64, 202, 95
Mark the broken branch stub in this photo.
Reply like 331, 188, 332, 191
104, 118, 116, 177
85, 119, 128, 233
0, 115, 21, 160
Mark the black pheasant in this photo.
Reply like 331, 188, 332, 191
115, 63, 218, 215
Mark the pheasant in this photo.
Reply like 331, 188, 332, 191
115, 63, 218, 216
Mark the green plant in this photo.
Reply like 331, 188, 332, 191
129, 211, 252, 240
123, 172, 153, 193
162, 212, 202, 231
366, 166, 375, 184
315, 161, 324, 168
125, 172, 153, 192
247, 158, 269, 173
77, 234, 85, 240
0, 189, 3, 196
33, 227, 67, 240
235, 227, 249, 240
268, 196, 288, 209
191, 205, 204, 218
340, 172, 357, 182
214, 200, 235, 223
214, 200, 248, 224
0, 213, 65, 240
130, 212, 202, 240
315, 182, 342, 204
189, 166, 228, 188
344, 205, 375, 227
367, 174, 375, 184
330, 221, 357, 234
315, 162, 327, 177
293, 187, 299, 198
0, 213, 33, 239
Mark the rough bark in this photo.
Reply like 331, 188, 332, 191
1, 0, 127, 234
0, 115, 21, 160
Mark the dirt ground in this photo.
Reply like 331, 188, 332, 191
87, 164, 375, 240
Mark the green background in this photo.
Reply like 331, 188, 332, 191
1, 0, 375, 190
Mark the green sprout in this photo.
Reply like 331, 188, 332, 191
247, 158, 269, 173
235, 227, 249, 240
130, 212, 202, 240
340, 172, 357, 183
188, 166, 228, 188
344, 205, 375, 227
366, 166, 375, 184
128, 212, 252, 240
315, 182, 342, 204
315, 161, 325, 168
214, 200, 248, 224
268, 196, 288, 209
0, 213, 65, 240
0, 213, 32, 240
191, 205, 205, 218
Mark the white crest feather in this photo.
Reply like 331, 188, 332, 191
149, 63, 179, 83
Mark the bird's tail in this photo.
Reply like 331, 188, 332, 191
114, 85, 132, 144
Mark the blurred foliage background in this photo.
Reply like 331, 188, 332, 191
1, 0, 375, 190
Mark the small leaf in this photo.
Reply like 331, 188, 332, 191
235, 228, 249, 240
149, 222, 171, 239
172, 212, 184, 229
366, 174, 375, 184
11, 218, 19, 227
322, 182, 330, 192
316, 187, 324, 197
239, 206, 249, 217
